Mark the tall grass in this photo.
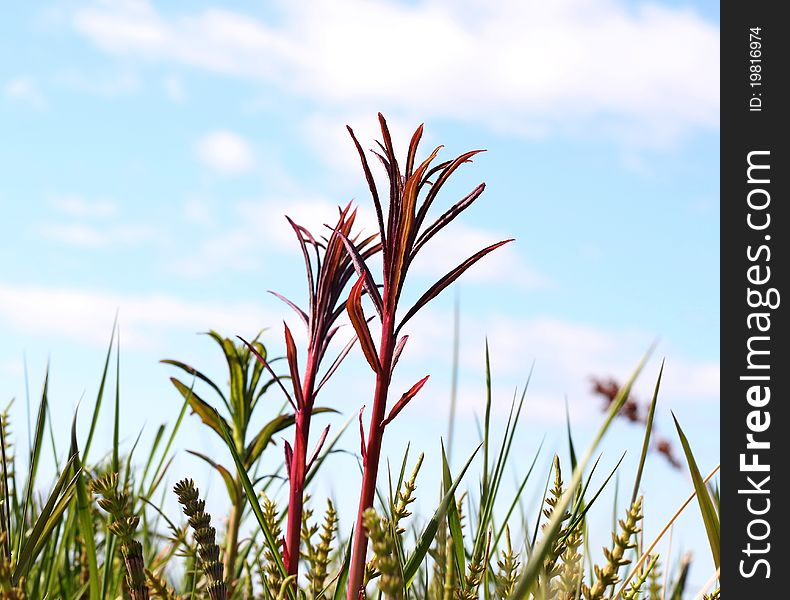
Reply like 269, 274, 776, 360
0, 116, 719, 600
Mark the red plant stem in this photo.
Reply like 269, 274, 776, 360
284, 349, 320, 580
347, 315, 396, 599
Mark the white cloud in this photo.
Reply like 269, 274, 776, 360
55, 70, 140, 96
400, 308, 719, 421
39, 223, 157, 248
171, 196, 371, 276
195, 130, 255, 174
73, 0, 719, 144
240, 197, 379, 250
51, 195, 117, 218
173, 195, 541, 288
171, 227, 259, 276
164, 75, 186, 102
183, 198, 213, 224
0, 283, 267, 349
4, 76, 46, 108
0, 359, 23, 379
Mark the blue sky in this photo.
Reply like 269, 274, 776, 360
2, 0, 719, 592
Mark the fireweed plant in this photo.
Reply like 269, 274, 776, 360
0, 116, 721, 600
244, 204, 380, 585
339, 114, 512, 598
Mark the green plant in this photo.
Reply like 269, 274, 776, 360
164, 331, 330, 588
0, 115, 720, 600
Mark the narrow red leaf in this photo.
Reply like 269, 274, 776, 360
284, 440, 293, 480
285, 216, 316, 309
238, 336, 296, 410
346, 276, 381, 373
391, 335, 408, 374
347, 125, 385, 244
382, 375, 429, 427
404, 123, 425, 179
389, 145, 443, 302
418, 159, 454, 192
396, 239, 514, 333
377, 113, 399, 174
413, 183, 486, 256
269, 291, 308, 326
283, 322, 304, 409
306, 425, 330, 473
415, 150, 485, 232
358, 405, 367, 461
282, 537, 290, 571
315, 333, 358, 395
337, 230, 384, 318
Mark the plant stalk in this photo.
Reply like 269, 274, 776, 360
347, 315, 396, 599
224, 490, 243, 588
284, 349, 321, 581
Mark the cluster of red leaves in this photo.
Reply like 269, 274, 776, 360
251, 114, 511, 598
590, 376, 682, 470
341, 114, 512, 599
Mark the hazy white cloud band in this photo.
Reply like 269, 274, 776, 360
73, 0, 719, 143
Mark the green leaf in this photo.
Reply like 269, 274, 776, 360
160, 358, 230, 412
187, 450, 238, 506
70, 412, 101, 600
169, 377, 230, 439
441, 440, 465, 581
214, 408, 294, 600
330, 529, 354, 600
672, 413, 720, 570
84, 318, 117, 464
14, 455, 79, 582
492, 437, 543, 552
18, 367, 50, 561
509, 349, 652, 599
403, 441, 482, 586
243, 408, 336, 470
631, 361, 663, 505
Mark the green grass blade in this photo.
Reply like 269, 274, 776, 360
672, 413, 720, 570
492, 437, 544, 551
446, 286, 460, 462
187, 450, 238, 506
331, 529, 354, 600
403, 441, 482, 587
667, 553, 691, 600
631, 360, 663, 505
100, 534, 118, 600
0, 410, 12, 557
14, 455, 79, 582
139, 424, 166, 493
18, 366, 50, 560
214, 408, 293, 599
482, 340, 492, 496
566, 453, 625, 536
160, 358, 230, 411
565, 397, 578, 472
441, 440, 465, 580
145, 388, 190, 499
70, 411, 101, 600
509, 349, 652, 599
84, 318, 117, 464
113, 332, 121, 473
